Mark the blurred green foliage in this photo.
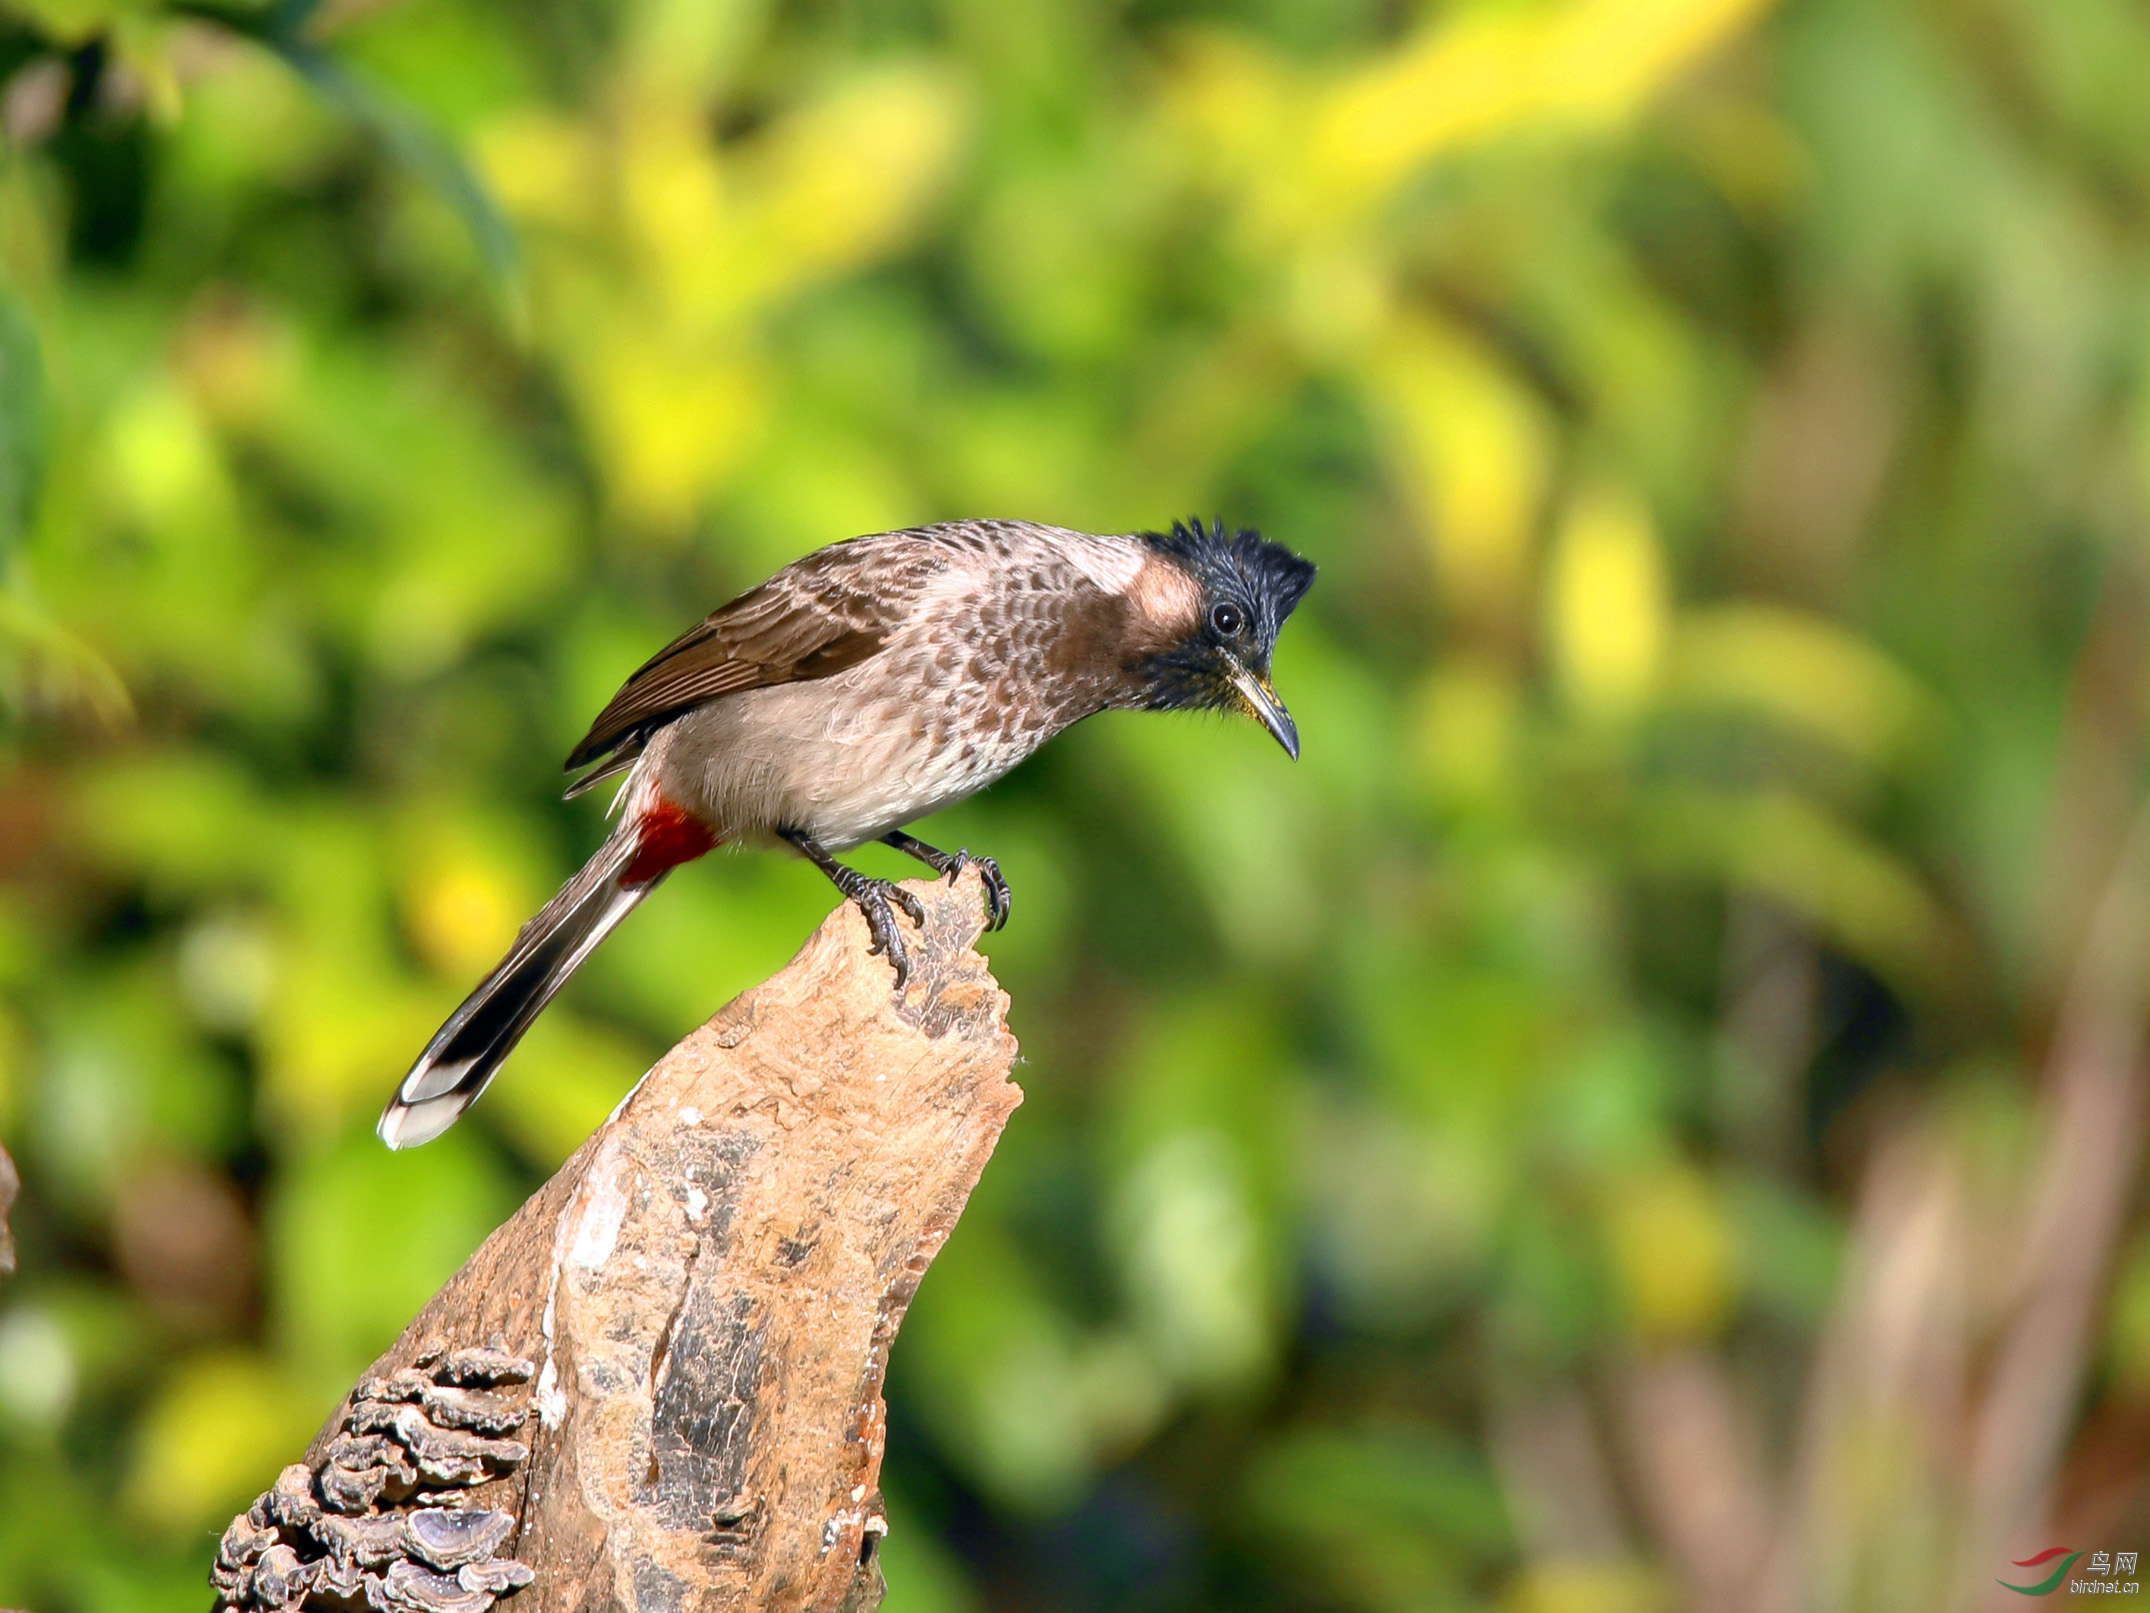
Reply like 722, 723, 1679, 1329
4, 0, 2150, 1608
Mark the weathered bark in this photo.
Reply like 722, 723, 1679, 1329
213, 870, 1019, 1613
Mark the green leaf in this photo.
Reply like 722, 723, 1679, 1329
0, 290, 47, 574
178, 1, 524, 303
276, 39, 524, 298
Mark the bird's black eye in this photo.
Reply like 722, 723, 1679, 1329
1211, 603, 1245, 636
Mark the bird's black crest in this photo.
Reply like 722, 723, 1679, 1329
1130, 518, 1316, 716
1141, 517, 1316, 641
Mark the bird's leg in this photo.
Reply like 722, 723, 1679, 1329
880, 829, 1011, 931
781, 829, 929, 987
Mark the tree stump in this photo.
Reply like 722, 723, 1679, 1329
210, 870, 1020, 1613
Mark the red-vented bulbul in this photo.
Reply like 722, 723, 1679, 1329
378, 517, 1315, 1147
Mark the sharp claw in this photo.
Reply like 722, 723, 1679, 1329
975, 857, 1011, 931
844, 876, 922, 991
943, 848, 1009, 931
877, 834, 1014, 933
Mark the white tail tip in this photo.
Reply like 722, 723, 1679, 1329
377, 1094, 468, 1151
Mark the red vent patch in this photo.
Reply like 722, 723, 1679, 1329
623, 799, 720, 886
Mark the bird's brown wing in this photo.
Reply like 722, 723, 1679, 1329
563, 536, 945, 784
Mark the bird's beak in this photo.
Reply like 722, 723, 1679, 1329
1229, 662, 1300, 760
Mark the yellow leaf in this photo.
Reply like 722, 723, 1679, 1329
1156, 31, 1314, 244
1671, 95, 1813, 222
1669, 603, 1935, 767
392, 807, 550, 983
1548, 0, 1778, 124
1546, 487, 1669, 717
1313, 0, 1778, 217
1410, 659, 1522, 806
617, 0, 766, 104
404, 860, 526, 983
1606, 1163, 1737, 1343
1160, 29, 1302, 183
618, 102, 733, 321
1505, 1561, 1673, 1613
260, 952, 448, 1139
724, 64, 970, 309
105, 379, 234, 531
109, 15, 183, 126
5, 0, 132, 46
1361, 315, 1552, 627
473, 109, 599, 231
574, 331, 765, 532
255, 818, 447, 1137
125, 1351, 321, 1536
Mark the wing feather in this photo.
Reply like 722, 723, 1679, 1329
562, 535, 946, 777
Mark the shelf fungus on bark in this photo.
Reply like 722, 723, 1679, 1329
211, 1343, 538, 1613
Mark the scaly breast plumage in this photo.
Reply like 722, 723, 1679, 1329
659, 654, 1069, 849
655, 557, 1126, 847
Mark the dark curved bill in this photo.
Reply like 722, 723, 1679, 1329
1229, 663, 1300, 760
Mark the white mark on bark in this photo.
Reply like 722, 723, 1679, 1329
606, 1063, 656, 1128
535, 1356, 565, 1429
569, 1159, 629, 1272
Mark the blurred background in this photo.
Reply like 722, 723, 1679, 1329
3, 0, 2150, 1607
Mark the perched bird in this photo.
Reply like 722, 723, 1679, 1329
377, 517, 1315, 1148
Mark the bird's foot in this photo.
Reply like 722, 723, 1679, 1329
838, 871, 928, 989
879, 831, 1012, 931
784, 828, 930, 990
955, 852, 1011, 931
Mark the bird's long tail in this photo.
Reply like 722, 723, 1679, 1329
378, 828, 656, 1150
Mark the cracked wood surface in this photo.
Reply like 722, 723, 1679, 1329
299, 869, 1020, 1613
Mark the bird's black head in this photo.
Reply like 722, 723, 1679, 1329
1134, 518, 1316, 758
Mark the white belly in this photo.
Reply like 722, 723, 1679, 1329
653, 673, 1045, 851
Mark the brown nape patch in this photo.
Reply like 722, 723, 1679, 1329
1121, 554, 1203, 652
